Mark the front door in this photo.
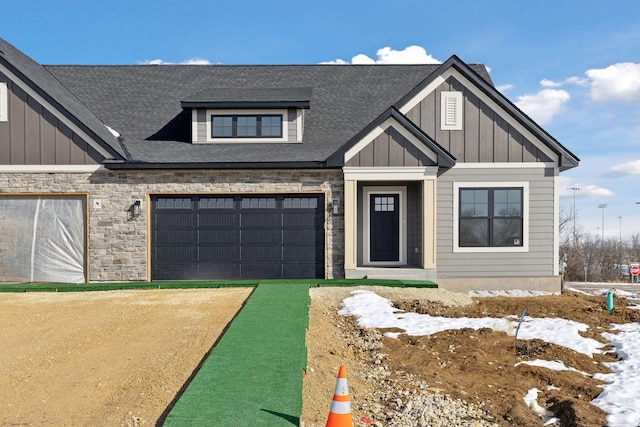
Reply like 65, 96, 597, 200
369, 194, 400, 262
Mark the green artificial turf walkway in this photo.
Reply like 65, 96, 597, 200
0, 278, 436, 425
163, 282, 310, 426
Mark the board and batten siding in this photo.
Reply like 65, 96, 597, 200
345, 127, 436, 167
436, 166, 557, 278
0, 72, 102, 165
405, 76, 553, 164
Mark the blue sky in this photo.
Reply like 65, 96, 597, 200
2, 0, 640, 238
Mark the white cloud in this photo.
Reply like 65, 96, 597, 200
323, 45, 440, 65
141, 57, 212, 65
559, 178, 614, 198
540, 77, 588, 88
515, 89, 570, 124
541, 79, 562, 88
496, 84, 513, 93
579, 184, 615, 198
609, 159, 640, 176
586, 62, 640, 102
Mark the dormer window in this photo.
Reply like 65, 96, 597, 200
212, 114, 282, 138
182, 87, 311, 144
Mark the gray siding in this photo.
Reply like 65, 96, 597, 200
0, 73, 102, 165
436, 166, 557, 278
346, 127, 436, 167
406, 76, 553, 164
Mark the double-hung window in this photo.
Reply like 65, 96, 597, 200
211, 114, 282, 139
459, 187, 523, 247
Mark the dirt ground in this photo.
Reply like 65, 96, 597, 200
301, 287, 640, 426
0, 288, 252, 426
2, 286, 636, 426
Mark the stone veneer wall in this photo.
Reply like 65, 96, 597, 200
0, 169, 345, 282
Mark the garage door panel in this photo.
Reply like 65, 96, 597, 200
282, 229, 319, 245
241, 263, 282, 279
241, 212, 279, 228
199, 230, 238, 245
156, 230, 197, 244
199, 246, 239, 261
282, 263, 320, 278
282, 212, 318, 227
241, 246, 281, 261
283, 246, 318, 261
156, 246, 197, 262
155, 263, 198, 280
155, 213, 195, 228
152, 194, 324, 280
241, 229, 279, 244
198, 212, 236, 227
198, 263, 240, 279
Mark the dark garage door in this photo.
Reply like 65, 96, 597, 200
151, 194, 325, 280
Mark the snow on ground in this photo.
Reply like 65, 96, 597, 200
339, 289, 640, 427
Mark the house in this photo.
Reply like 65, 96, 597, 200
0, 37, 578, 291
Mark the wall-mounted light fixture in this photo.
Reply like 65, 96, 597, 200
331, 198, 340, 215
130, 200, 141, 218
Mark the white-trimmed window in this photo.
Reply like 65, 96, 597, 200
205, 108, 289, 142
453, 182, 529, 253
212, 114, 282, 138
0, 82, 7, 122
441, 91, 463, 130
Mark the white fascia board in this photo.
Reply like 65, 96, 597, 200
0, 82, 7, 122
0, 64, 115, 159
452, 162, 554, 169
344, 116, 438, 164
553, 170, 560, 275
399, 68, 560, 165
0, 165, 104, 173
343, 166, 438, 181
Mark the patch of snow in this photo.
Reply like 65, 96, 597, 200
592, 322, 640, 427
524, 388, 559, 425
469, 289, 559, 297
340, 289, 640, 426
516, 359, 591, 376
105, 125, 120, 138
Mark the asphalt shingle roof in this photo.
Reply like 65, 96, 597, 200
43, 63, 492, 166
0, 37, 126, 159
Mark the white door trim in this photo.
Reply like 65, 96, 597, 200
363, 186, 407, 266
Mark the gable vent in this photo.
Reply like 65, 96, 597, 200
441, 91, 463, 130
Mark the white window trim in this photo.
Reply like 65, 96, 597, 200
0, 82, 8, 122
453, 181, 529, 253
203, 108, 289, 143
363, 186, 407, 265
441, 91, 463, 130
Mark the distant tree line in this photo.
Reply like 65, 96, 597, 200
560, 205, 640, 282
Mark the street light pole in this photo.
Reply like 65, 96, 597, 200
598, 204, 607, 242
618, 216, 622, 243
568, 187, 580, 247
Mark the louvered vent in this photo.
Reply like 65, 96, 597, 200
441, 91, 463, 130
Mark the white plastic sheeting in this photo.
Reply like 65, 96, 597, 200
0, 196, 86, 283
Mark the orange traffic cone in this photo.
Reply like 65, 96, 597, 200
325, 365, 353, 427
